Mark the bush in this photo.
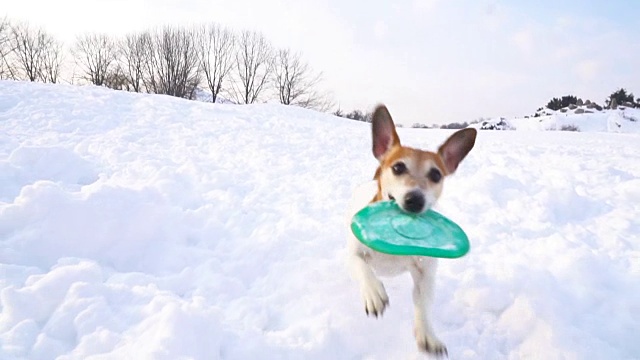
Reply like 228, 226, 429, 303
412, 123, 430, 129
546, 95, 578, 111
440, 121, 468, 129
480, 118, 513, 130
334, 109, 373, 122
606, 88, 635, 109
559, 124, 579, 131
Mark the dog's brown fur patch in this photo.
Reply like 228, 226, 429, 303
372, 146, 448, 203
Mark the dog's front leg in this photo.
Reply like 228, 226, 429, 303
410, 258, 447, 357
348, 250, 389, 317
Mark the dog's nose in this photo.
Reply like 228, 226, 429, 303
403, 190, 425, 213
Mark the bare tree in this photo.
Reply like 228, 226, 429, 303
231, 30, 273, 104
118, 32, 150, 92
272, 48, 333, 111
73, 33, 118, 86
9, 22, 53, 82
39, 36, 63, 83
104, 64, 129, 90
144, 25, 201, 99
196, 23, 235, 103
0, 17, 15, 79
273, 49, 317, 105
294, 88, 334, 112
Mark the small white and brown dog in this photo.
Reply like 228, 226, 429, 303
346, 105, 476, 357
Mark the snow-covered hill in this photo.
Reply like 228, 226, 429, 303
1, 81, 639, 359
473, 106, 640, 133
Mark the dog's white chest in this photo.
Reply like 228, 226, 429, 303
363, 248, 420, 276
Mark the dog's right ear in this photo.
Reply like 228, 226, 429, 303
371, 105, 401, 161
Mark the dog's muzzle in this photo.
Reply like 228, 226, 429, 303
403, 190, 425, 213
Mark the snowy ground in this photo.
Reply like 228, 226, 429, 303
473, 106, 640, 133
1, 81, 639, 360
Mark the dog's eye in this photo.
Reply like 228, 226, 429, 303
427, 168, 442, 183
392, 162, 407, 175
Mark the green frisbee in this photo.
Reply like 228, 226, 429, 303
351, 201, 470, 258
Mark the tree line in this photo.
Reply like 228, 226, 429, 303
545, 88, 639, 112
0, 17, 333, 111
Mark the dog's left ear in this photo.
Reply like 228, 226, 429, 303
438, 128, 477, 174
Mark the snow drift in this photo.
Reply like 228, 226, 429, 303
473, 105, 640, 133
1, 80, 639, 359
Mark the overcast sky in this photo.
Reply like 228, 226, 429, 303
4, 0, 640, 125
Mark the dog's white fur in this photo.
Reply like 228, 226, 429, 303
346, 105, 476, 357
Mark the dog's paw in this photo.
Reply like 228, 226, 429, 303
361, 279, 389, 317
416, 332, 447, 358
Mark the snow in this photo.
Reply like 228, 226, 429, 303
1, 80, 640, 359
472, 106, 640, 133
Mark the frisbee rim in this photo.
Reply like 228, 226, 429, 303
350, 201, 470, 258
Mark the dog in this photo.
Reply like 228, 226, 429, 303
346, 105, 476, 356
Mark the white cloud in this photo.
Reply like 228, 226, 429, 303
574, 60, 600, 82
413, 0, 439, 12
511, 28, 534, 54
373, 20, 388, 40
554, 16, 575, 31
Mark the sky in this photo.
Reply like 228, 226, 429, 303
3, 0, 640, 125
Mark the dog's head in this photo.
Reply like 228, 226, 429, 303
371, 105, 477, 214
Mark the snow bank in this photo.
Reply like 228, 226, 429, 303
473, 107, 640, 133
1, 81, 639, 359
